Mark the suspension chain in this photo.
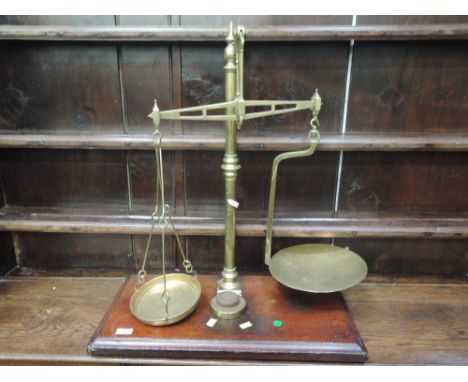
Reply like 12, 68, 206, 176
136, 100, 196, 299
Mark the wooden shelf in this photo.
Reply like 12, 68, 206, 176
1, 207, 467, 238
0, 274, 466, 365
0, 132, 467, 152
1, 24, 468, 42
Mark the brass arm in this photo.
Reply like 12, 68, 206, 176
149, 98, 317, 127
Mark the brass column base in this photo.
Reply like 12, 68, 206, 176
210, 290, 246, 319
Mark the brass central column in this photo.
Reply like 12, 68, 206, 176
147, 22, 329, 320
210, 23, 246, 318
148, 22, 323, 319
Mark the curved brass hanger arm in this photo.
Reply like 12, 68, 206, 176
264, 129, 320, 265
264, 90, 322, 265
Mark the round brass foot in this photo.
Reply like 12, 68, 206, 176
210, 291, 246, 319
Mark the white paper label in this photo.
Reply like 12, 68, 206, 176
115, 327, 133, 335
239, 321, 253, 330
227, 199, 239, 208
206, 318, 218, 328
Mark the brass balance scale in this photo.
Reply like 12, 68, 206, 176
129, 22, 368, 326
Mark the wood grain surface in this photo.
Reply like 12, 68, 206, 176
0, 132, 468, 151
0, 274, 467, 365
89, 275, 367, 362
356, 15, 468, 25
0, 173, 15, 275
12, 233, 133, 269
0, 42, 122, 133
0, 232, 15, 275
184, 151, 339, 216
2, 24, 468, 42
347, 41, 468, 133
338, 152, 468, 214
179, 41, 349, 136
0, 149, 129, 208
0, 15, 116, 26
1, 207, 467, 239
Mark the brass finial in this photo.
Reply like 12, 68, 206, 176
226, 21, 234, 43
148, 98, 160, 128
312, 89, 322, 117
225, 21, 235, 62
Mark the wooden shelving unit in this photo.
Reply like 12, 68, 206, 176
0, 19, 466, 268
0, 16, 467, 365
1, 23, 468, 41
0, 132, 467, 151
0, 207, 467, 238
0, 20, 467, 269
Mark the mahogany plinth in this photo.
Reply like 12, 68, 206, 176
88, 275, 367, 363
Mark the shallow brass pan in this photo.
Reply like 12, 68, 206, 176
130, 273, 201, 326
269, 243, 368, 293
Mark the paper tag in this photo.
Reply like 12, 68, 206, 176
239, 321, 253, 330
206, 318, 218, 328
115, 327, 133, 335
227, 199, 239, 209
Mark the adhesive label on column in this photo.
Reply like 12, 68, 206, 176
227, 199, 239, 208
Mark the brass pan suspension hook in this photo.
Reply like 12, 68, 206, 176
310, 89, 322, 131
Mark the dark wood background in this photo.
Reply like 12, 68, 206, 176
0, 15, 467, 276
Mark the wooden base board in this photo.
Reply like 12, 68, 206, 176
88, 274, 368, 363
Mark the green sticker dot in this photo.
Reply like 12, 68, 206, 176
273, 320, 282, 327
